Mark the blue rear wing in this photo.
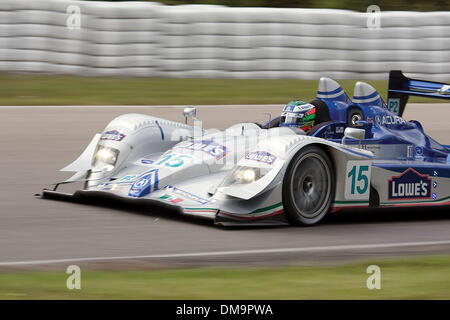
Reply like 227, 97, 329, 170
387, 70, 450, 116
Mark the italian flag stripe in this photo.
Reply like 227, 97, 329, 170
184, 202, 284, 216
252, 202, 283, 213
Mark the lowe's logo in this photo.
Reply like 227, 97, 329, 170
176, 140, 227, 160
388, 168, 431, 200
245, 151, 276, 165
101, 130, 126, 142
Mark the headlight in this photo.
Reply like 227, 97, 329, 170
220, 166, 270, 187
92, 146, 119, 172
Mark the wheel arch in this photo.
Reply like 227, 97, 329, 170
282, 140, 373, 214
281, 142, 336, 225
285, 142, 338, 178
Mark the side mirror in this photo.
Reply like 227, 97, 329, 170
345, 127, 365, 140
183, 107, 197, 124
342, 127, 365, 147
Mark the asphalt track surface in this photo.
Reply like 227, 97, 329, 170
0, 104, 449, 268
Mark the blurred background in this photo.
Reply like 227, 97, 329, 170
0, 0, 449, 81
93, 0, 450, 11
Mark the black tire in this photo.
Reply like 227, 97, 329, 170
282, 146, 335, 226
369, 186, 380, 208
347, 107, 363, 127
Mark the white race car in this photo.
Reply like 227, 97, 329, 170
42, 71, 450, 226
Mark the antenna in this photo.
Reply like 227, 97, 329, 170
264, 113, 272, 128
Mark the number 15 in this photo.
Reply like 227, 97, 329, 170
345, 161, 371, 200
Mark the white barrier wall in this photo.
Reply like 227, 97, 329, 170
0, 0, 449, 80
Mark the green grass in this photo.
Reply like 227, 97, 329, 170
1, 255, 450, 299
0, 73, 438, 106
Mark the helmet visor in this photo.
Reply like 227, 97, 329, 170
281, 112, 305, 126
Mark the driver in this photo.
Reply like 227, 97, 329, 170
279, 100, 316, 132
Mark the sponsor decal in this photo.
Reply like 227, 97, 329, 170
100, 130, 126, 142
406, 145, 414, 159
156, 153, 191, 168
438, 85, 450, 94
159, 194, 183, 204
128, 169, 159, 198
141, 159, 154, 165
414, 146, 423, 156
99, 183, 112, 191
164, 185, 209, 204
388, 168, 431, 200
387, 98, 400, 115
345, 161, 371, 200
175, 140, 227, 160
283, 104, 295, 112
245, 151, 276, 165
323, 126, 334, 138
99, 182, 127, 191
375, 115, 406, 126
119, 175, 136, 182
365, 144, 381, 154
335, 126, 344, 134
375, 115, 381, 124
382, 115, 405, 125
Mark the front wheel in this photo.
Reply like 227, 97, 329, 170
282, 146, 335, 226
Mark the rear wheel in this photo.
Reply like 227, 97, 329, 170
282, 146, 335, 226
347, 107, 363, 127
